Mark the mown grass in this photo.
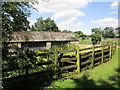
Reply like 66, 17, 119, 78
79, 39, 92, 44
45, 48, 119, 89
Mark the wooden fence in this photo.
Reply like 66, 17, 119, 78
55, 42, 117, 78
2, 42, 117, 81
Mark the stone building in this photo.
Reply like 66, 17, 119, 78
11, 31, 78, 50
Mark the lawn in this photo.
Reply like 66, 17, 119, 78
79, 39, 92, 44
45, 48, 119, 89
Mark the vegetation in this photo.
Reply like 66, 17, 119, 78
90, 33, 102, 45
115, 27, 120, 38
79, 39, 92, 44
74, 31, 87, 39
102, 27, 115, 38
30, 17, 59, 32
91, 28, 102, 35
91, 27, 116, 38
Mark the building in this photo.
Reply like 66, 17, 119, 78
11, 31, 78, 50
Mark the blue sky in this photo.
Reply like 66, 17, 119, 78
28, 1, 118, 35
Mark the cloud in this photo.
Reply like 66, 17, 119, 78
32, 0, 89, 13
30, 0, 89, 20
110, 1, 119, 9
91, 17, 118, 27
52, 9, 85, 20
112, 11, 118, 14
57, 17, 83, 31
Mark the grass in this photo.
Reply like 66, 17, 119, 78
45, 48, 119, 89
79, 39, 92, 44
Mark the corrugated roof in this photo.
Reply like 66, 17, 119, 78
11, 31, 78, 42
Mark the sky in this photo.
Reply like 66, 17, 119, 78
28, 0, 118, 35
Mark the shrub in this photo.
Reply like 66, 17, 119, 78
90, 33, 102, 45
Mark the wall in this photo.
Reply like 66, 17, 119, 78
22, 42, 46, 50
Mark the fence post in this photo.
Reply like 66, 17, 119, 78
91, 45, 95, 68
109, 43, 112, 60
25, 67, 29, 75
54, 49, 59, 78
76, 47, 81, 74
55, 49, 58, 71
101, 43, 104, 63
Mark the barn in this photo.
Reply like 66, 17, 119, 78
11, 31, 78, 50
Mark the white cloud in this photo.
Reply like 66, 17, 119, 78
112, 11, 118, 14
91, 17, 118, 27
57, 17, 83, 31
32, 0, 89, 13
52, 9, 85, 20
110, 1, 119, 9
30, 0, 89, 20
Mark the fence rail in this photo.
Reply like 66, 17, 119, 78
2, 42, 117, 81
56, 42, 117, 76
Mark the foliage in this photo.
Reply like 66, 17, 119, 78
90, 33, 102, 45
62, 30, 72, 33
115, 27, 120, 38
2, 46, 37, 70
30, 17, 59, 32
102, 27, 115, 38
91, 28, 102, 35
2, 2, 37, 76
2, 2, 34, 68
74, 31, 87, 39
2, 2, 32, 42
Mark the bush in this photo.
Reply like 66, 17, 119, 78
90, 33, 102, 45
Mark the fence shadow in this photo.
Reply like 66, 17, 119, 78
69, 67, 119, 89
3, 70, 56, 90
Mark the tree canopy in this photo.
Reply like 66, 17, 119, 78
115, 27, 120, 38
91, 28, 102, 35
102, 27, 115, 38
2, 2, 32, 42
74, 31, 87, 39
30, 17, 59, 32
91, 27, 116, 38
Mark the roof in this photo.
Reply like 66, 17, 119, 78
11, 31, 78, 42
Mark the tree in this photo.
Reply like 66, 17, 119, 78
102, 27, 115, 38
2, 2, 32, 42
115, 27, 120, 38
2, 2, 36, 73
62, 30, 72, 33
74, 31, 87, 39
30, 17, 59, 32
91, 28, 102, 35
90, 33, 102, 45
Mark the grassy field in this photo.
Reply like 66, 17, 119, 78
79, 39, 92, 44
45, 48, 119, 89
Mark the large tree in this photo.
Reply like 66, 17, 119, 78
115, 27, 120, 38
2, 2, 36, 72
74, 31, 87, 39
102, 27, 115, 38
30, 17, 59, 32
91, 28, 102, 35
2, 2, 32, 42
